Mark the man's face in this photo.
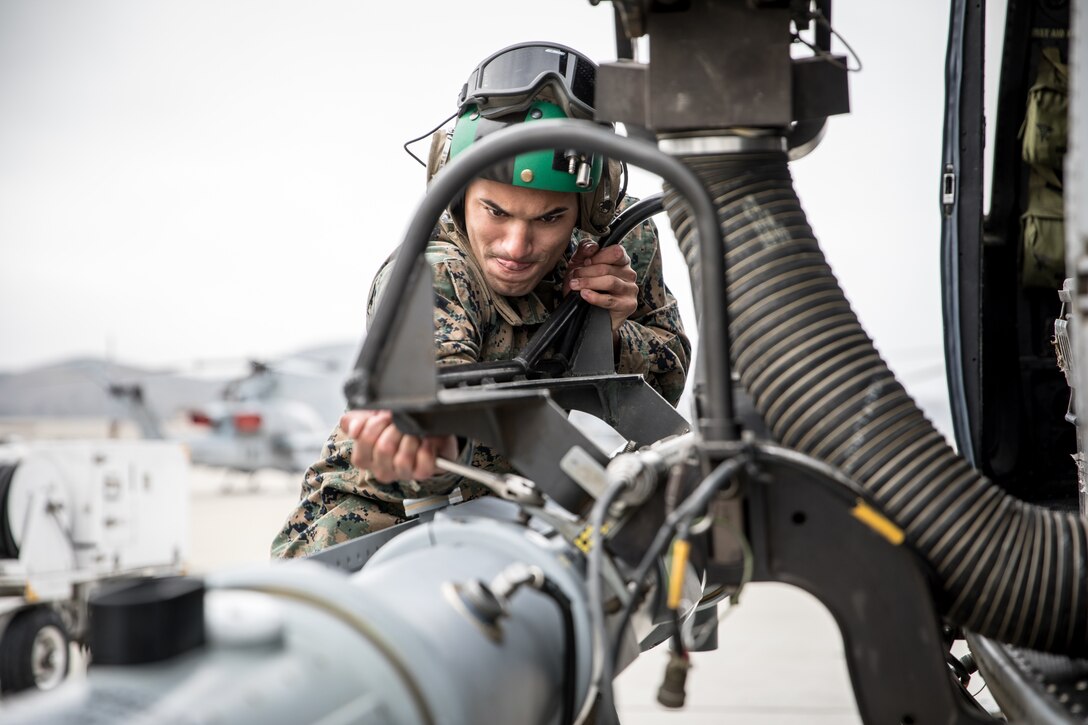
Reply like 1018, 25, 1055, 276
463, 178, 578, 297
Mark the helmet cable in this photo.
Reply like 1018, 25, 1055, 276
402, 111, 457, 167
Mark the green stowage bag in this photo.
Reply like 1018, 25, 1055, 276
1020, 46, 1068, 288
1021, 170, 1066, 289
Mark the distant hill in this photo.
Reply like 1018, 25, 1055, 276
0, 342, 358, 423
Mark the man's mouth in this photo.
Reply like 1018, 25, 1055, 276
493, 258, 534, 274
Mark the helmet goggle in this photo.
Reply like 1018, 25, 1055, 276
457, 42, 597, 121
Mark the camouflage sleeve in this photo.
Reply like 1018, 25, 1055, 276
269, 426, 410, 558
271, 242, 492, 558
270, 419, 485, 558
613, 215, 691, 407
428, 242, 491, 364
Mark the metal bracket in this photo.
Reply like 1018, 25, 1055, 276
723, 444, 996, 725
570, 306, 617, 376
344, 255, 437, 408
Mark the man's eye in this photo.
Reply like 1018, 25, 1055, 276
538, 214, 560, 224
486, 206, 508, 218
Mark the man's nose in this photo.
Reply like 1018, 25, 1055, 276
499, 221, 533, 257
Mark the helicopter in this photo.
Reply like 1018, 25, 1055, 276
106, 346, 354, 486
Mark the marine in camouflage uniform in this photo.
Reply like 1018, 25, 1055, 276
270, 206, 690, 558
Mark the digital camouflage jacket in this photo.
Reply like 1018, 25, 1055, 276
271, 208, 690, 558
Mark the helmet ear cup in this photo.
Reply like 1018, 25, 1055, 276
425, 128, 468, 234
426, 129, 452, 186
579, 158, 624, 236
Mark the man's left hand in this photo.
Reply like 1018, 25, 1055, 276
563, 241, 639, 337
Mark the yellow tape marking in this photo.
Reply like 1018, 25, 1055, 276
851, 500, 904, 546
668, 539, 691, 609
574, 522, 611, 554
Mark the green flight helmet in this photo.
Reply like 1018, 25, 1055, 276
448, 100, 604, 194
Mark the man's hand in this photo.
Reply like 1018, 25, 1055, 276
340, 410, 458, 483
563, 241, 639, 336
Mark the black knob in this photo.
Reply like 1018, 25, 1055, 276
88, 576, 205, 666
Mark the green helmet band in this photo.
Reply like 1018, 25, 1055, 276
448, 101, 603, 194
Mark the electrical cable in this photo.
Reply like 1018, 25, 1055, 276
666, 522, 692, 657
401, 111, 457, 167
791, 9, 863, 72
515, 192, 665, 375
595, 193, 664, 250
549, 191, 664, 367
669, 607, 685, 655
586, 477, 629, 725
812, 9, 863, 72
607, 456, 747, 675
538, 577, 577, 725
616, 160, 629, 207
663, 462, 686, 519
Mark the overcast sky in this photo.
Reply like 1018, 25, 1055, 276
1, 0, 967, 429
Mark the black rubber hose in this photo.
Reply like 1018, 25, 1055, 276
662, 151, 1088, 655
589, 477, 629, 725
517, 192, 666, 372
538, 577, 577, 725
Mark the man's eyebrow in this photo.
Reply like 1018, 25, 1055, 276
479, 197, 508, 214
536, 206, 571, 218
479, 197, 571, 219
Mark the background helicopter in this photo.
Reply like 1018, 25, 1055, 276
103, 344, 355, 487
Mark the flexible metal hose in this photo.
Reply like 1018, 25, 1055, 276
663, 151, 1088, 654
